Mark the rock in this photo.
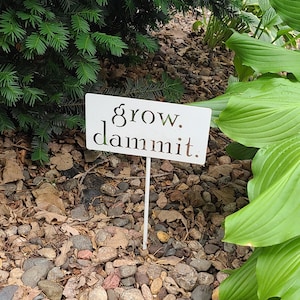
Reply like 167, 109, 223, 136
0, 270, 9, 282
112, 217, 129, 227
119, 265, 137, 278
22, 263, 53, 287
38, 280, 63, 300
146, 264, 163, 280
204, 243, 219, 254
150, 277, 163, 295
121, 276, 136, 286
170, 263, 198, 291
101, 183, 119, 196
135, 271, 150, 286
95, 247, 118, 263
0, 285, 18, 300
157, 231, 170, 243
169, 190, 185, 202
108, 201, 124, 216
107, 289, 119, 300
198, 272, 215, 285
70, 235, 93, 251
17, 224, 31, 235
70, 204, 90, 221
89, 286, 107, 300
186, 174, 200, 186
189, 258, 212, 272
120, 288, 144, 300
141, 284, 153, 300
191, 285, 212, 300
162, 295, 176, 300
160, 160, 174, 172
37, 247, 56, 260
47, 267, 65, 281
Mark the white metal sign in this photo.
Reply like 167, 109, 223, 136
85, 94, 211, 164
86, 93, 211, 249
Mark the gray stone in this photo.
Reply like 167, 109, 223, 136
119, 265, 137, 278
204, 243, 219, 254
23, 257, 51, 271
135, 271, 149, 286
198, 272, 214, 285
17, 224, 31, 235
121, 276, 136, 286
120, 288, 144, 300
22, 263, 53, 287
112, 217, 129, 227
189, 258, 212, 272
70, 235, 93, 251
47, 267, 65, 281
107, 289, 118, 300
38, 280, 63, 300
191, 285, 212, 300
170, 263, 198, 291
70, 204, 90, 221
108, 202, 124, 216
0, 285, 18, 300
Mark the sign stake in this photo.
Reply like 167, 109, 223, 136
143, 156, 151, 250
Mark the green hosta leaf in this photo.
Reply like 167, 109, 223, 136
216, 77, 300, 148
25, 33, 47, 55
75, 33, 96, 55
219, 249, 260, 300
248, 135, 300, 200
226, 32, 300, 80
224, 137, 300, 247
189, 96, 229, 127
257, 237, 300, 299
270, 0, 300, 31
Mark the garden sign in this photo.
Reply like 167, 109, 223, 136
85, 94, 211, 248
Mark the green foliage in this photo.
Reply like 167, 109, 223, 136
198, 0, 300, 49
0, 0, 197, 162
192, 1, 300, 298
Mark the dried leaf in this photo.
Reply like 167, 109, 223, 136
50, 152, 73, 171
156, 256, 183, 266
155, 210, 188, 231
34, 210, 67, 223
1, 159, 24, 184
55, 240, 73, 267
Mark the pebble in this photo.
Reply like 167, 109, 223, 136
160, 160, 174, 172
70, 204, 90, 221
191, 285, 212, 300
38, 280, 63, 300
101, 183, 119, 196
120, 288, 144, 300
163, 295, 176, 300
189, 258, 211, 272
47, 267, 65, 281
89, 286, 108, 300
146, 265, 163, 280
119, 265, 137, 278
198, 272, 215, 285
204, 243, 219, 254
130, 178, 141, 187
108, 201, 124, 216
117, 182, 129, 192
170, 263, 198, 291
0, 270, 9, 281
150, 277, 163, 295
216, 271, 229, 283
17, 224, 31, 235
23, 257, 53, 272
112, 217, 129, 227
0, 285, 18, 300
22, 264, 52, 287
121, 276, 136, 286
70, 235, 93, 251
186, 174, 200, 186
95, 247, 118, 263
141, 284, 153, 300
135, 271, 150, 286
157, 231, 170, 243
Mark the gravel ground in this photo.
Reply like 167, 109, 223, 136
0, 12, 250, 300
